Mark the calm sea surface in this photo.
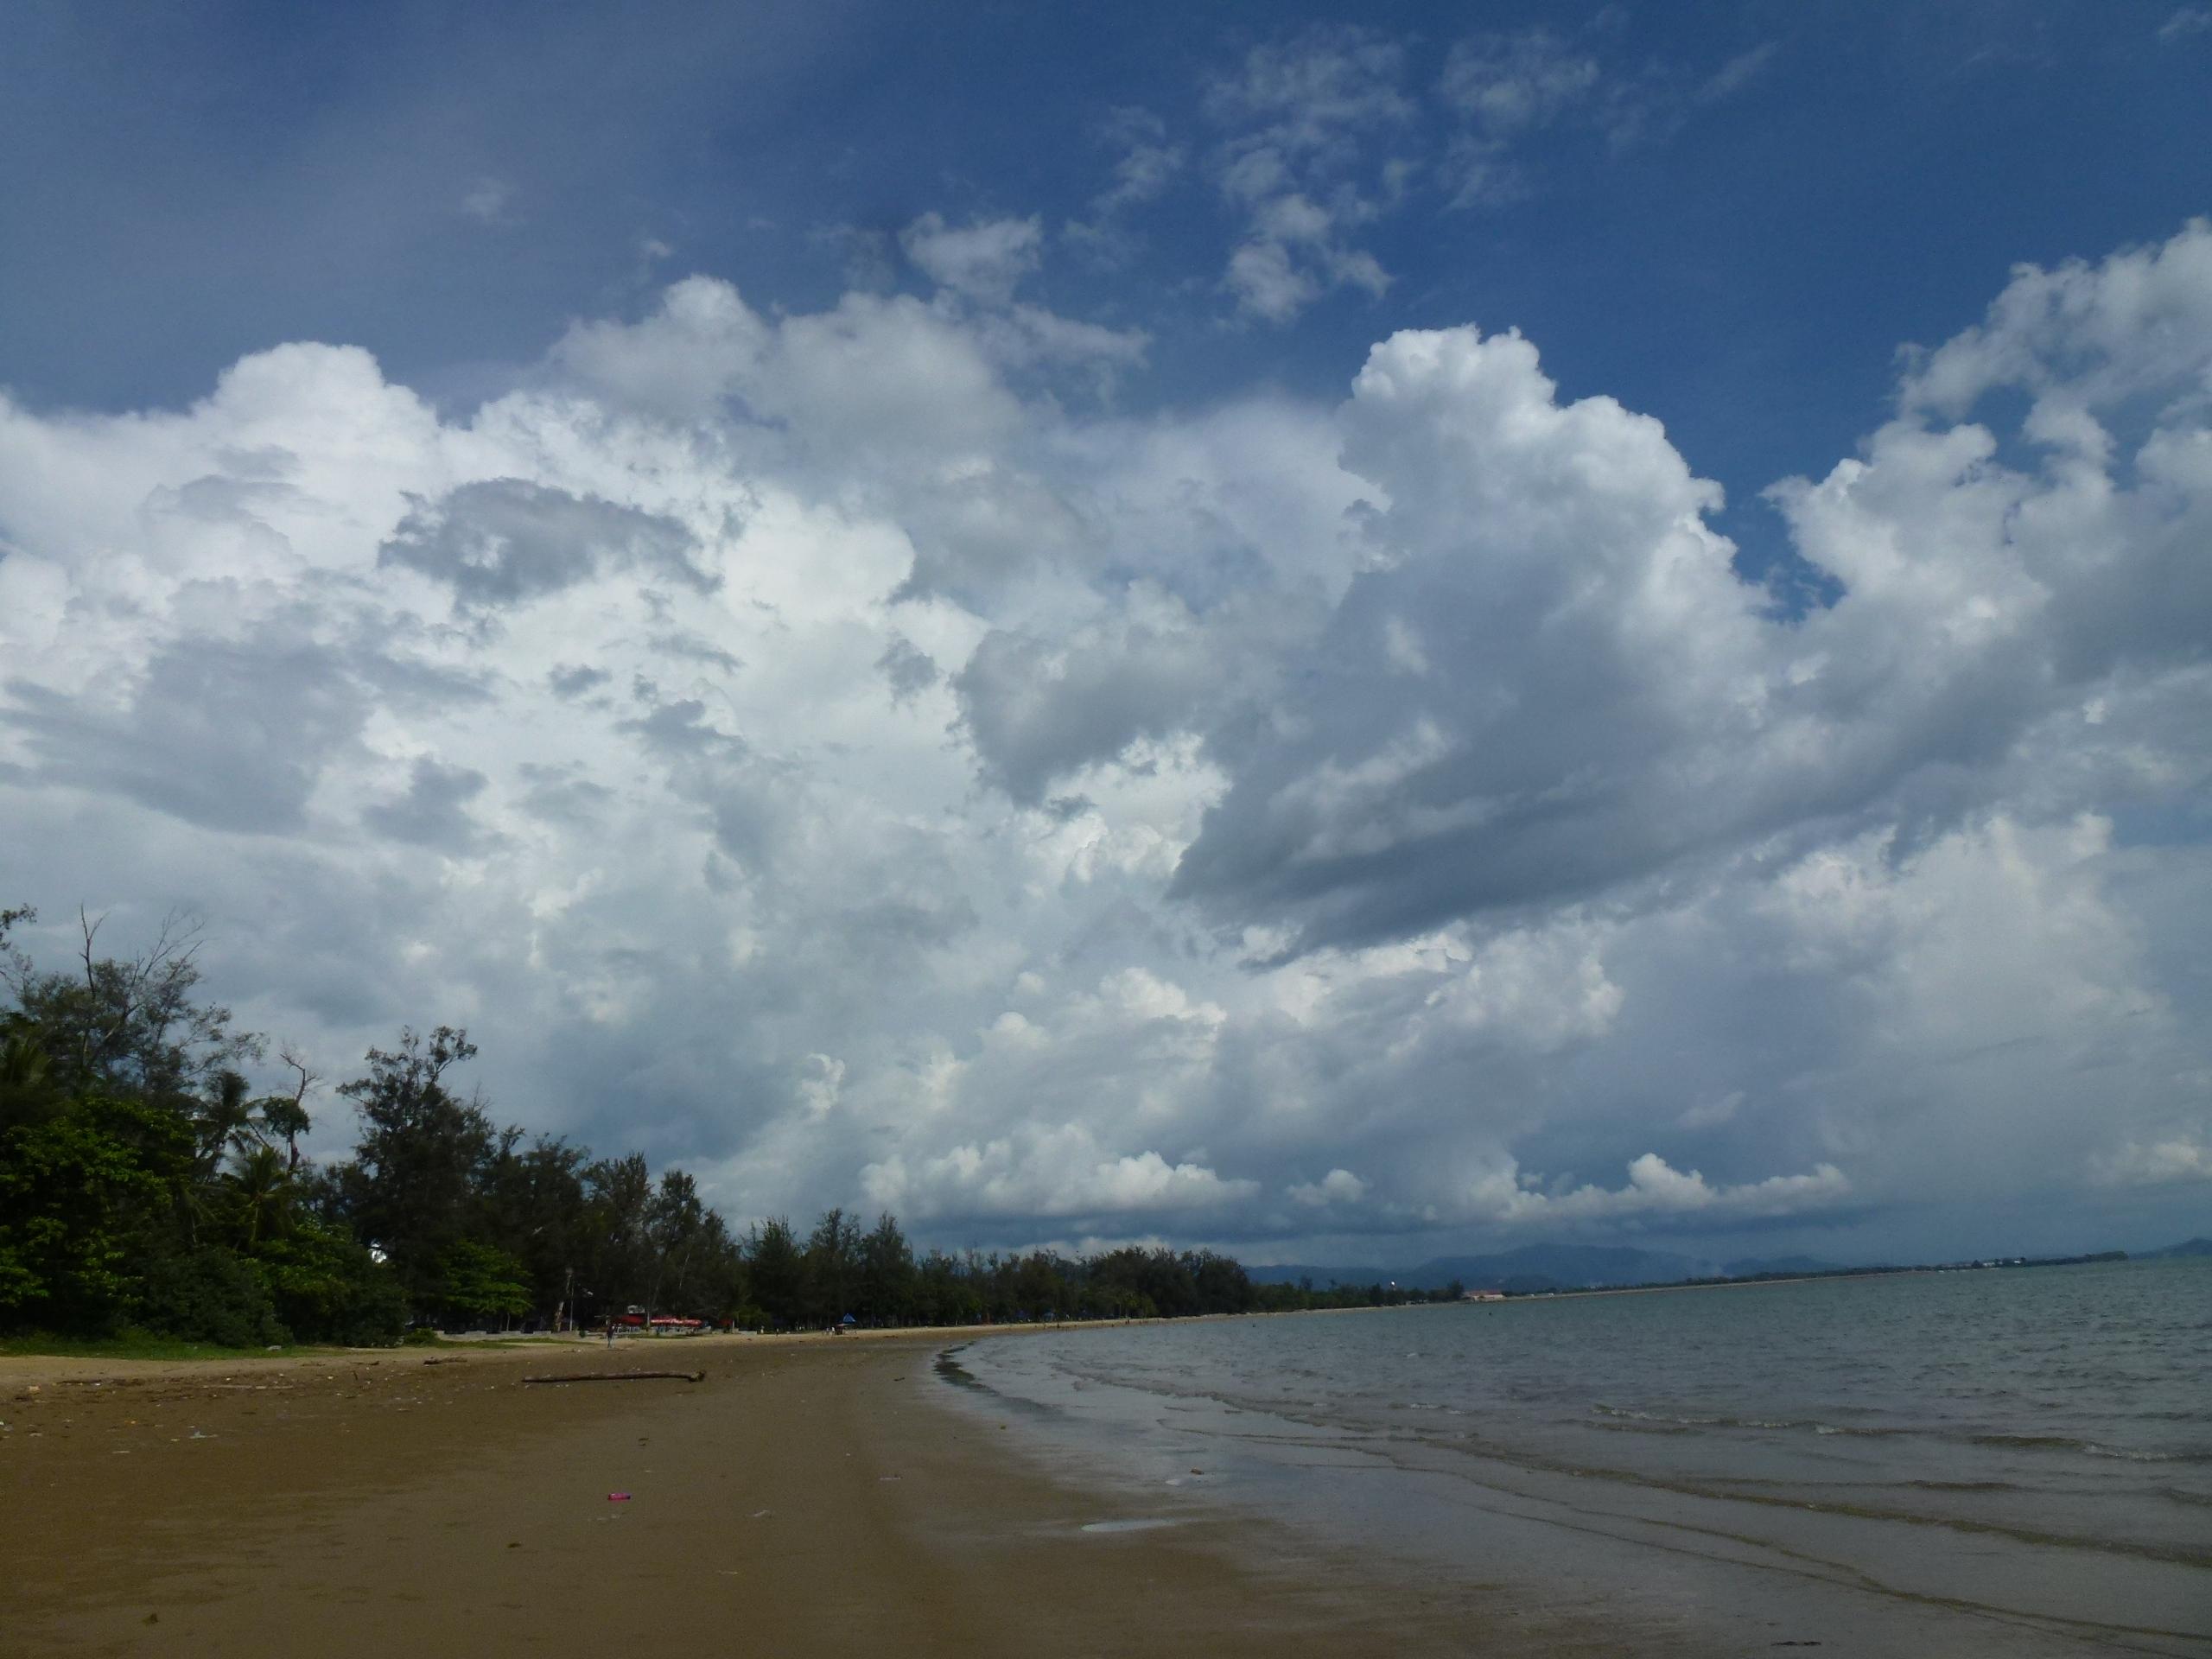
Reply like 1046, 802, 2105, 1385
945, 1257, 2212, 1655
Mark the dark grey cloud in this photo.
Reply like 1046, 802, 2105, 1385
649, 632, 744, 674
4, 634, 365, 833
876, 635, 940, 702
954, 619, 1217, 804
362, 758, 493, 850
516, 762, 613, 825
549, 664, 612, 698
379, 478, 708, 608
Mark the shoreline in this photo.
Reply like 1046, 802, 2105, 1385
1, 1324, 1566, 1658
0, 1299, 1412, 1392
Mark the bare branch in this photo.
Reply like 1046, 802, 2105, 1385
278, 1044, 321, 1108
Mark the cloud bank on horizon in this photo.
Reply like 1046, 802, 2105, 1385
2, 10, 2209, 1263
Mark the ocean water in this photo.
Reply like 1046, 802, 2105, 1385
945, 1257, 2212, 1655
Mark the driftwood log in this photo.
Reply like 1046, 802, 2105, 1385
520, 1370, 705, 1385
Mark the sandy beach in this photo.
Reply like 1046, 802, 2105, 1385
1, 1332, 1605, 1658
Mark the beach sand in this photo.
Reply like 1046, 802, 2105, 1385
1, 1332, 1605, 1657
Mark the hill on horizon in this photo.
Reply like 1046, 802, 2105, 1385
1250, 1237, 2212, 1293
1244, 1244, 1851, 1294
2141, 1236, 2212, 1259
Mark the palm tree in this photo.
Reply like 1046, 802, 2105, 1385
227, 1143, 297, 1249
179, 1071, 260, 1245
195, 1070, 260, 1173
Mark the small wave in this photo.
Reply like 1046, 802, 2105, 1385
2085, 1443, 2209, 1464
1967, 1433, 2209, 1463
1906, 1479, 2022, 1493
1592, 1403, 1803, 1432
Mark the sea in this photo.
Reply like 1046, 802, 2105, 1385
941, 1255, 2212, 1656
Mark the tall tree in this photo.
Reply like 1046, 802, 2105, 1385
804, 1207, 862, 1325
252, 1047, 319, 1172
645, 1168, 708, 1316
858, 1211, 915, 1325
225, 1142, 298, 1250
325, 1027, 491, 1315
2, 908, 259, 1103
747, 1217, 804, 1329
583, 1151, 654, 1315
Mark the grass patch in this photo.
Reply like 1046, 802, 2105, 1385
0, 1330, 343, 1363
0, 1330, 569, 1363
401, 1328, 568, 1350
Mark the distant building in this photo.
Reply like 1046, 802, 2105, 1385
1460, 1288, 1507, 1302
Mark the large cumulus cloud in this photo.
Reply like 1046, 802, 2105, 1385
2, 219, 2208, 1260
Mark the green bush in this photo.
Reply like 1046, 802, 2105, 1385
260, 1219, 404, 1346
0, 1095, 185, 1334
136, 1246, 288, 1348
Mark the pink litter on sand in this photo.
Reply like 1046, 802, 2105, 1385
607, 1492, 631, 1502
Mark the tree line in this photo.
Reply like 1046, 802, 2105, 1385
0, 907, 1456, 1349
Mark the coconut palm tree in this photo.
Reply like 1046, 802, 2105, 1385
226, 1142, 297, 1250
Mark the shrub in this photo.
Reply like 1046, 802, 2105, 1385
136, 1246, 288, 1348
261, 1220, 405, 1346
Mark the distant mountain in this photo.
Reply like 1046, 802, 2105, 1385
1404, 1244, 1700, 1293
1246, 1244, 1847, 1294
2140, 1236, 2212, 1259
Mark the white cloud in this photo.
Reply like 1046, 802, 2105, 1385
1288, 1167, 1369, 1206
899, 213, 1044, 304
861, 1122, 1257, 1221
550, 274, 767, 418
1434, 27, 1781, 205
798, 1052, 846, 1116
1438, 30, 1599, 137
2, 218, 2209, 1263
1469, 1154, 1851, 1227
1068, 107, 1185, 258
1205, 28, 1412, 321
1899, 218, 2212, 425
2094, 1138, 2212, 1186
1676, 1091, 1745, 1131
1700, 43, 1779, 101
460, 177, 516, 225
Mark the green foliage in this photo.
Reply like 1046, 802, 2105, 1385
324, 1026, 491, 1312
805, 1206, 862, 1319
0, 1027, 65, 1130
0, 1331, 309, 1362
0, 904, 1427, 1356
3, 909, 259, 1103
0, 1094, 188, 1332
136, 1245, 287, 1347
746, 1217, 805, 1328
437, 1239, 531, 1326
259, 1218, 405, 1346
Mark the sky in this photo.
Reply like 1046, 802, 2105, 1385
3, 0, 2209, 1267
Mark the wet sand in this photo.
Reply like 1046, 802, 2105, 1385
0, 1333, 1610, 1657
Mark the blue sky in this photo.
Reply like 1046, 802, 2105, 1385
13, 6, 2205, 437
3, 2, 2210, 1263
